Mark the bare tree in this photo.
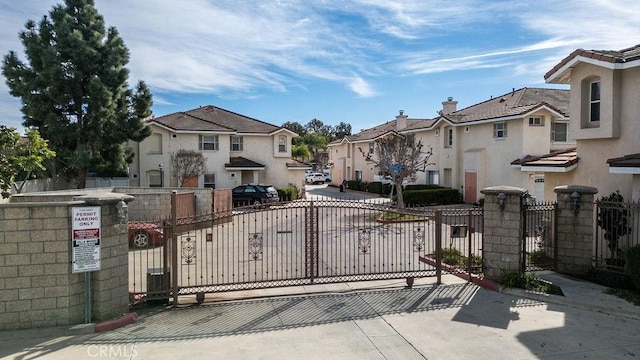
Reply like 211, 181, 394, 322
170, 149, 207, 187
360, 133, 434, 208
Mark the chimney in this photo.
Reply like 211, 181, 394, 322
396, 110, 407, 130
442, 97, 457, 114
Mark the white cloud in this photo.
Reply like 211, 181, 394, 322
348, 77, 377, 97
1, 0, 640, 131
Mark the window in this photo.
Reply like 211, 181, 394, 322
368, 142, 374, 154
493, 123, 507, 138
278, 135, 287, 153
355, 170, 362, 182
447, 128, 453, 147
590, 81, 600, 122
427, 170, 440, 185
199, 135, 219, 150
464, 127, 470, 133
528, 117, 544, 126
230, 136, 243, 151
552, 122, 568, 142
204, 173, 216, 188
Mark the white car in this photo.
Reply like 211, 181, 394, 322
305, 172, 325, 184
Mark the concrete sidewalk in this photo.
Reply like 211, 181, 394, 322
1, 273, 639, 359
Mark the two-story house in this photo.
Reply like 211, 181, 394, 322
128, 105, 307, 189
544, 44, 640, 201
329, 88, 572, 203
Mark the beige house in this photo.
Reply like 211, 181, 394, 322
544, 44, 640, 201
329, 88, 573, 203
128, 105, 308, 189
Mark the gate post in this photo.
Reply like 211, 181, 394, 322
480, 186, 526, 281
553, 185, 598, 275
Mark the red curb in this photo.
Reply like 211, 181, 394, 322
418, 255, 500, 292
94, 312, 139, 333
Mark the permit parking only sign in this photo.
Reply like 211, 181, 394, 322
72, 206, 101, 273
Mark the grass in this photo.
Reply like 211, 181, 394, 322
377, 211, 428, 222
499, 271, 564, 296
603, 288, 640, 306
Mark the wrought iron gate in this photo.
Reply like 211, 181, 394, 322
129, 198, 484, 305
522, 201, 557, 271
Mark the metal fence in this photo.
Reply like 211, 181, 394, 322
127, 198, 484, 305
522, 201, 557, 271
595, 200, 640, 272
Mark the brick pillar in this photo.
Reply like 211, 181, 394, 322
480, 186, 526, 281
553, 185, 598, 275
75, 192, 134, 321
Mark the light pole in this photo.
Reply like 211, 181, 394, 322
159, 163, 164, 187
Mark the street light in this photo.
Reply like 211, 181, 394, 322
159, 163, 164, 187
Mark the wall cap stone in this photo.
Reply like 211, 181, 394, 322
73, 192, 135, 205
481, 186, 526, 196
554, 185, 598, 195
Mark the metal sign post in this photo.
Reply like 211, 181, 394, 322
71, 206, 102, 323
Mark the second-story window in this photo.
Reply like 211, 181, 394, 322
444, 127, 453, 148
493, 123, 507, 139
231, 136, 243, 151
199, 135, 219, 150
590, 81, 600, 122
552, 122, 568, 142
278, 135, 287, 153
528, 117, 543, 126
368, 142, 374, 154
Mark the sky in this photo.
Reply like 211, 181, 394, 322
1, 0, 640, 135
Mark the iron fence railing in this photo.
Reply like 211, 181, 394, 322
127, 198, 484, 306
595, 200, 640, 272
522, 201, 557, 271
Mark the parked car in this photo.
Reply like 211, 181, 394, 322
323, 172, 332, 183
232, 184, 280, 207
128, 222, 164, 248
305, 172, 326, 184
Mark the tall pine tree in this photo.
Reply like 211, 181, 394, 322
2, 0, 152, 188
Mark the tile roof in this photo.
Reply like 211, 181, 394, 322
330, 87, 568, 145
607, 153, 640, 168
150, 105, 284, 134
443, 87, 569, 123
225, 156, 265, 168
512, 148, 578, 168
545, 44, 640, 81
286, 159, 313, 169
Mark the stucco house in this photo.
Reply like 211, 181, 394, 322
328, 88, 573, 203
544, 44, 640, 201
127, 105, 308, 189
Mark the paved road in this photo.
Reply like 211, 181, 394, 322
2, 274, 640, 360
305, 183, 388, 201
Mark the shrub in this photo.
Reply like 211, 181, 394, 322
404, 184, 442, 191
367, 181, 383, 194
625, 244, 640, 290
346, 180, 359, 190
276, 187, 298, 201
528, 250, 553, 265
404, 188, 460, 206
441, 247, 463, 265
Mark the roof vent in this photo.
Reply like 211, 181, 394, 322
447, 97, 453, 101
399, 110, 404, 115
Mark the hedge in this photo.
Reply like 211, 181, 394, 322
404, 184, 443, 191
403, 188, 460, 206
276, 187, 298, 201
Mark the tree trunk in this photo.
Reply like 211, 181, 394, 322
396, 180, 405, 208
77, 169, 87, 189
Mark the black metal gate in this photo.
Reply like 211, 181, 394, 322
522, 201, 557, 271
129, 198, 484, 305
